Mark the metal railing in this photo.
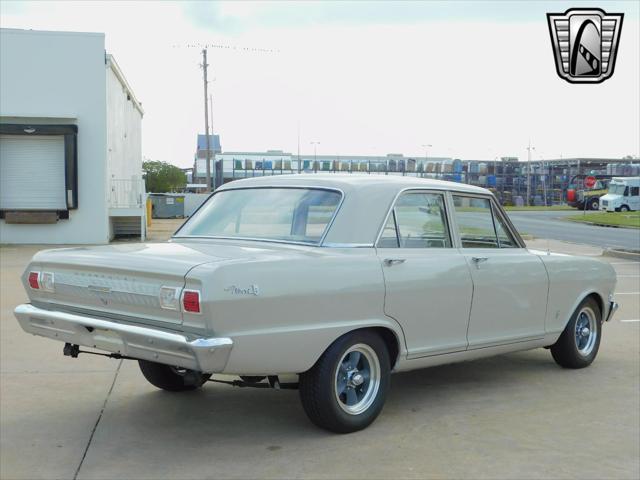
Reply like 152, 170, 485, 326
109, 178, 145, 209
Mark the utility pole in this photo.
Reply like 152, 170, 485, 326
297, 121, 301, 173
526, 140, 532, 206
421, 144, 432, 177
311, 141, 320, 171
202, 49, 212, 192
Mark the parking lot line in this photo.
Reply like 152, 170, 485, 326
619, 319, 640, 323
617, 275, 640, 277
615, 292, 640, 295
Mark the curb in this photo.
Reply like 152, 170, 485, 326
603, 248, 640, 261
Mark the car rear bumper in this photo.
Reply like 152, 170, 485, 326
14, 304, 233, 373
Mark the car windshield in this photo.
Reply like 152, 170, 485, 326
608, 184, 627, 195
176, 187, 342, 244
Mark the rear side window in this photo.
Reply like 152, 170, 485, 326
630, 186, 639, 196
378, 192, 451, 248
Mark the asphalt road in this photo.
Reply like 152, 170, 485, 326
506, 210, 640, 250
1, 239, 639, 480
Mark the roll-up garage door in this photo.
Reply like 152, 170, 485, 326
0, 134, 67, 210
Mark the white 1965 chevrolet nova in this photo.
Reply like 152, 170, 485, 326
15, 175, 618, 432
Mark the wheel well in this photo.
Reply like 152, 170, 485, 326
367, 327, 400, 369
586, 292, 604, 317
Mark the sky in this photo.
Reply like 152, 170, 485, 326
1, 1, 639, 168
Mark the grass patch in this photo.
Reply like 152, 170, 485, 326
503, 205, 574, 211
565, 211, 640, 229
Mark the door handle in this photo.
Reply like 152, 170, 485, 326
472, 256, 489, 264
383, 258, 406, 266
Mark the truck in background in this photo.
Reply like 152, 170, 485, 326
567, 175, 612, 210
599, 177, 640, 212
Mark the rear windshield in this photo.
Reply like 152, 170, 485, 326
176, 187, 342, 245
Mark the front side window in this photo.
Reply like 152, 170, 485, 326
492, 205, 518, 248
609, 184, 627, 195
176, 188, 341, 244
377, 192, 451, 248
452, 196, 499, 248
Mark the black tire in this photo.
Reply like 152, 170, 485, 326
550, 297, 602, 369
138, 360, 211, 391
620, 205, 630, 212
299, 330, 390, 433
588, 197, 599, 210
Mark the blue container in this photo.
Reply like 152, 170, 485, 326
487, 175, 497, 187
453, 159, 463, 173
452, 173, 462, 183
263, 160, 272, 170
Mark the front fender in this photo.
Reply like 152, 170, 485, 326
540, 254, 616, 336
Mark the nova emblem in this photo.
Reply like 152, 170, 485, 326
224, 284, 260, 296
547, 8, 624, 84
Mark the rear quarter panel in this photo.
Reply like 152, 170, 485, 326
186, 248, 404, 375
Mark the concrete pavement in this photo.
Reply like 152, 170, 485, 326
1, 238, 638, 480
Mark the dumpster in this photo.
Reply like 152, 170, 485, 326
149, 193, 185, 218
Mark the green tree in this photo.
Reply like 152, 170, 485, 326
143, 160, 186, 193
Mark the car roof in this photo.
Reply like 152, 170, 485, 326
218, 173, 490, 196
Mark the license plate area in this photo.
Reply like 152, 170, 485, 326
91, 328, 125, 352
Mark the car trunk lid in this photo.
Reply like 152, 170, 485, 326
24, 243, 231, 325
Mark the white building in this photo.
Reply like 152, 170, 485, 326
0, 28, 145, 244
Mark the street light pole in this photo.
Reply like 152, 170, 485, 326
526, 143, 540, 206
310, 141, 320, 172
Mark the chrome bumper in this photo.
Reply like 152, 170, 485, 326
605, 301, 619, 322
14, 304, 233, 373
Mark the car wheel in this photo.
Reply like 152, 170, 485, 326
550, 297, 602, 369
588, 198, 599, 210
138, 360, 211, 391
620, 205, 630, 212
299, 330, 390, 433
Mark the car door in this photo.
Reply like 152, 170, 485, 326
376, 190, 473, 358
451, 194, 548, 348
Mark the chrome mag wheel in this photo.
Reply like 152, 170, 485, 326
334, 343, 381, 415
575, 306, 597, 356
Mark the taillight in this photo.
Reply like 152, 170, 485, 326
28, 271, 40, 289
182, 290, 201, 314
28, 271, 55, 291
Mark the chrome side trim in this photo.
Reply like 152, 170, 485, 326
173, 236, 322, 248
605, 301, 618, 322
321, 242, 374, 248
14, 304, 232, 373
